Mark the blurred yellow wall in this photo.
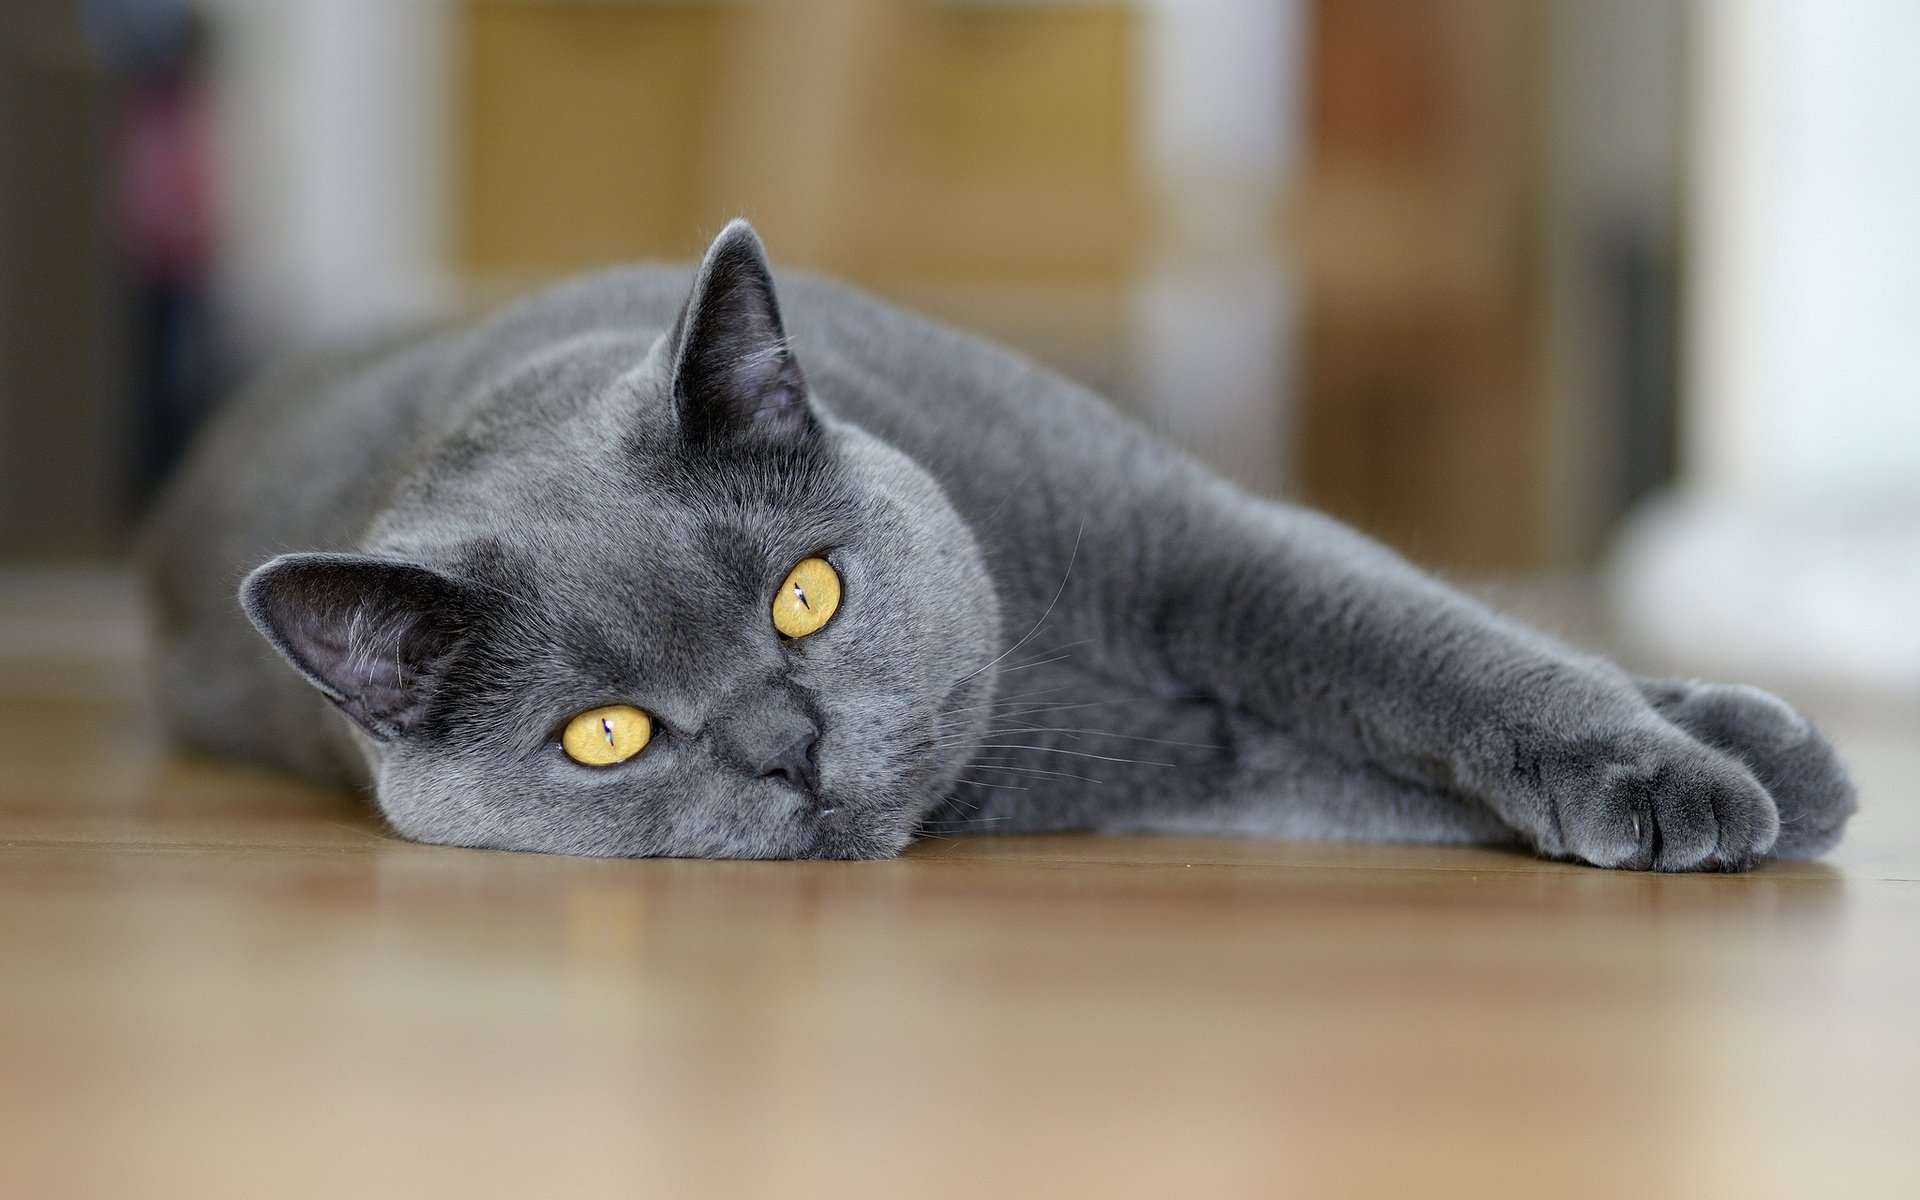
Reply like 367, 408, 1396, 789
456, 0, 1143, 291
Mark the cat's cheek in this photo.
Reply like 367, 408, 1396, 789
369, 765, 494, 851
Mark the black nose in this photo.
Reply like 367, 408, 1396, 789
758, 729, 820, 794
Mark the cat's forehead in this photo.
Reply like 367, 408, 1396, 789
529, 511, 775, 607
438, 522, 765, 704
454, 466, 854, 634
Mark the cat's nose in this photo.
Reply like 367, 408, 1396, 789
721, 689, 822, 794
758, 729, 820, 794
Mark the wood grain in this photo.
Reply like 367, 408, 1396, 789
2, 576, 1916, 1199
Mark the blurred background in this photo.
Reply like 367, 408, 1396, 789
1, 0, 1916, 697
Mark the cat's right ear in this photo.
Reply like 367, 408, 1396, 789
240, 553, 471, 742
666, 219, 813, 447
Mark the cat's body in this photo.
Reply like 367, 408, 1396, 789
143, 223, 1855, 865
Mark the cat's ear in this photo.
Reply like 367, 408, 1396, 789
240, 553, 471, 742
667, 219, 812, 446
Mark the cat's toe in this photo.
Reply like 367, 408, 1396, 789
1541, 729, 1779, 872
1639, 680, 1857, 860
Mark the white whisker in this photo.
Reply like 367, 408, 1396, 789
967, 742, 1177, 767
951, 520, 1085, 688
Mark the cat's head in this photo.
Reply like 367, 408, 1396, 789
240, 221, 1002, 858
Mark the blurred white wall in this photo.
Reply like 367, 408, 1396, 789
1130, 0, 1305, 499
1688, 0, 1920, 494
202, 0, 454, 356
1613, 0, 1920, 696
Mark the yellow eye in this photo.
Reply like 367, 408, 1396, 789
771, 556, 841, 638
561, 704, 653, 766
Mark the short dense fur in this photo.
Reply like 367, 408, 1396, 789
142, 222, 1856, 866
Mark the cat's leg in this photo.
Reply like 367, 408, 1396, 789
1133, 501, 1843, 870
924, 663, 1514, 849
1098, 714, 1520, 848
1634, 678, 1856, 860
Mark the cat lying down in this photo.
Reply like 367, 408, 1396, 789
142, 221, 1856, 866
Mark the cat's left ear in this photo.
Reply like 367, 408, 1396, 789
667, 219, 812, 446
240, 553, 472, 742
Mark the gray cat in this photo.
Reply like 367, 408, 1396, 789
141, 221, 1856, 867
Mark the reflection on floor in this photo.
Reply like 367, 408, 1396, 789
2, 568, 1916, 1199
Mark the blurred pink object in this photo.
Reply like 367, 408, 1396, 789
116, 72, 212, 285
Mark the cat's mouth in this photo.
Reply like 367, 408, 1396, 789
802, 801, 914, 859
797, 726, 949, 860
768, 677, 984, 861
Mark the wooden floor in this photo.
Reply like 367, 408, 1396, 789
3, 571, 1917, 1199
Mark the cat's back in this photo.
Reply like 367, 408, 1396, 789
140, 325, 459, 777
144, 265, 701, 598
143, 327, 449, 615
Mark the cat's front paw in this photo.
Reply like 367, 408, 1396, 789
1512, 719, 1780, 872
1637, 680, 1857, 860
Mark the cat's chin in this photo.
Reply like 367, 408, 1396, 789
799, 802, 916, 860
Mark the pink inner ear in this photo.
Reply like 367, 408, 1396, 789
299, 601, 444, 737
737, 351, 806, 423
244, 554, 466, 742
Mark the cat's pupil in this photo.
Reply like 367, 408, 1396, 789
793, 582, 810, 610
600, 718, 615, 748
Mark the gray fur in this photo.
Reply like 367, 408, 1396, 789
141, 221, 1856, 866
